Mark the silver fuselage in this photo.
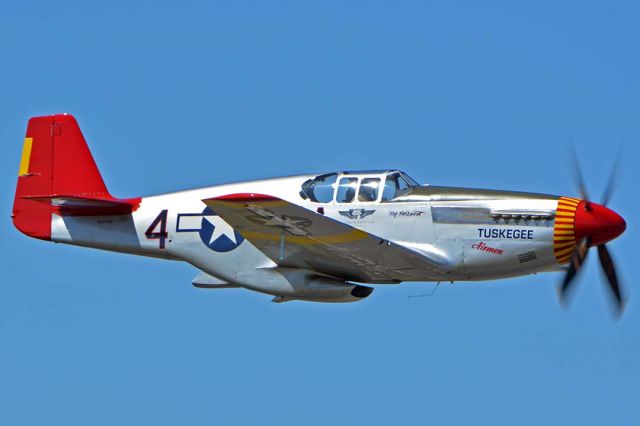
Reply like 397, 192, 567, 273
50, 174, 567, 289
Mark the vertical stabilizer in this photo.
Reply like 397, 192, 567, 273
13, 114, 139, 240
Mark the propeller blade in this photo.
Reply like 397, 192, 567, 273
570, 145, 591, 208
559, 237, 590, 306
597, 244, 626, 315
600, 151, 622, 207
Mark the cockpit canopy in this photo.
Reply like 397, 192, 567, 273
300, 170, 420, 203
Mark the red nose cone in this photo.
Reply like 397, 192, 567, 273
574, 201, 626, 246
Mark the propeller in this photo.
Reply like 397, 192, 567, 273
558, 151, 627, 317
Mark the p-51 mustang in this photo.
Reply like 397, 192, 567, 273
13, 114, 627, 313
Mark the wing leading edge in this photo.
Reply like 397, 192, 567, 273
203, 193, 448, 283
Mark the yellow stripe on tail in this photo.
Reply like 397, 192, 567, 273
18, 137, 33, 176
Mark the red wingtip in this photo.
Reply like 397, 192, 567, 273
210, 193, 279, 202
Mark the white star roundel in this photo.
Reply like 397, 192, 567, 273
198, 207, 244, 252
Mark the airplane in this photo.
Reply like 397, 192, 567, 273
12, 114, 627, 313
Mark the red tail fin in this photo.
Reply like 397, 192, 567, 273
13, 114, 140, 240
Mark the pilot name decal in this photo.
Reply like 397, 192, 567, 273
471, 242, 504, 255
339, 209, 375, 220
389, 210, 426, 218
176, 207, 245, 252
477, 228, 534, 239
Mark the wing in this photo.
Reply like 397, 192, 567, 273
203, 194, 448, 283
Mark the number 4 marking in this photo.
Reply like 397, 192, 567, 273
145, 210, 169, 249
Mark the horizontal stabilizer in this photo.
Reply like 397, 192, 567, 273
22, 194, 140, 216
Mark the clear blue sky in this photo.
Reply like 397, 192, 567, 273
1, 1, 638, 425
